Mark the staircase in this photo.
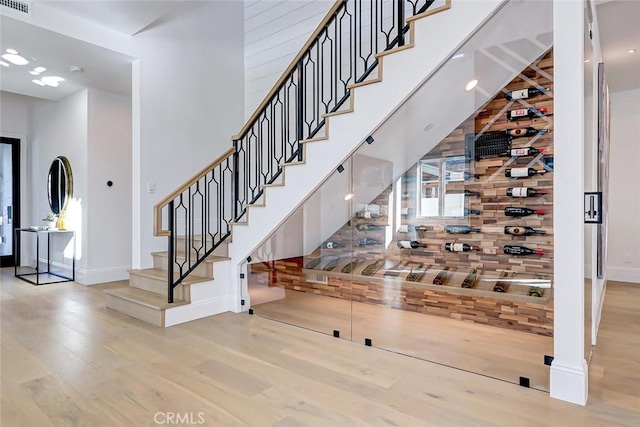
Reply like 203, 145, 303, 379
106, 0, 510, 326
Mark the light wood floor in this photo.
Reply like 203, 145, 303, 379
250, 287, 553, 391
1, 268, 638, 426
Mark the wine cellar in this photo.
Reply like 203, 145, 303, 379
249, 49, 555, 337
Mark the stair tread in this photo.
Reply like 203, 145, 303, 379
128, 268, 211, 285
151, 252, 230, 263
104, 287, 188, 310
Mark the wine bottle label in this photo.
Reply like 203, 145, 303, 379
510, 108, 528, 118
510, 89, 529, 100
398, 241, 413, 249
362, 212, 373, 218
511, 188, 528, 197
510, 167, 529, 177
506, 227, 524, 236
451, 243, 465, 252
326, 242, 335, 249
448, 171, 465, 181
510, 148, 532, 156
398, 225, 409, 233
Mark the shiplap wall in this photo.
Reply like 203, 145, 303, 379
244, 0, 335, 120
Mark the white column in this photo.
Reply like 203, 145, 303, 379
551, 0, 588, 405
132, 59, 141, 270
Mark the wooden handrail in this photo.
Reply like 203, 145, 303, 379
232, 0, 346, 140
153, 146, 236, 236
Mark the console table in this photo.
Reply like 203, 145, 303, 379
14, 228, 76, 285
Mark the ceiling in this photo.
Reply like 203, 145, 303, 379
0, 15, 135, 101
0, 0, 638, 103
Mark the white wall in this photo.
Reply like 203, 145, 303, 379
607, 88, 640, 283
244, 0, 333, 119
87, 88, 132, 281
30, 90, 89, 272
132, 1, 245, 269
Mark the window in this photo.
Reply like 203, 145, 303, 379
418, 156, 467, 218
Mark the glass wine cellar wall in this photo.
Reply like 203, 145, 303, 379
246, 1, 554, 391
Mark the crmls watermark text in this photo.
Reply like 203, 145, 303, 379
154, 412, 205, 425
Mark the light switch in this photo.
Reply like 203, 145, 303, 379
147, 181, 156, 193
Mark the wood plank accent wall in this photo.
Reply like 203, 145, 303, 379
250, 50, 555, 336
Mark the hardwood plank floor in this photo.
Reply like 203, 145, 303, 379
251, 287, 553, 391
1, 268, 638, 426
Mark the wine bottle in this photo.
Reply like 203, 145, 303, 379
321, 257, 341, 271
503, 245, 544, 256
493, 272, 510, 292
510, 147, 546, 157
444, 225, 480, 234
341, 258, 364, 274
504, 207, 545, 217
356, 223, 385, 231
505, 167, 546, 178
361, 259, 385, 276
356, 237, 381, 246
433, 266, 451, 286
407, 263, 429, 282
383, 261, 404, 277
322, 241, 345, 249
529, 287, 544, 297
463, 190, 480, 197
445, 242, 480, 252
506, 187, 547, 198
398, 224, 429, 233
505, 127, 546, 138
461, 269, 478, 289
505, 87, 548, 101
397, 240, 427, 249
506, 106, 548, 121
465, 208, 481, 215
355, 211, 379, 219
400, 207, 415, 216
306, 258, 322, 269
447, 171, 479, 181
504, 226, 546, 236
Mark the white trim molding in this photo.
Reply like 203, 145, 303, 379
550, 360, 589, 405
606, 267, 640, 284
75, 265, 131, 285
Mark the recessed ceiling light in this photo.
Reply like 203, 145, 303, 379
0, 60, 9, 67
32, 79, 45, 86
41, 76, 65, 87
452, 53, 465, 60
628, 49, 636, 54
5, 49, 18, 55
34, 66, 47, 73
344, 193, 354, 201
584, 59, 590, 63
1, 53, 29, 66
465, 79, 479, 91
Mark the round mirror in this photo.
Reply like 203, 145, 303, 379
48, 156, 73, 215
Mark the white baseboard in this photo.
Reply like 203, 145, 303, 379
606, 266, 640, 284
76, 266, 131, 285
550, 360, 588, 405
164, 296, 233, 327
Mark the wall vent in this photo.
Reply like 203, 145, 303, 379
1, 0, 31, 15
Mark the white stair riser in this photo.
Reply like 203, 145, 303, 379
152, 253, 214, 278
129, 273, 188, 301
106, 294, 164, 327
173, 238, 229, 258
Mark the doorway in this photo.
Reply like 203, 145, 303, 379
0, 137, 20, 267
